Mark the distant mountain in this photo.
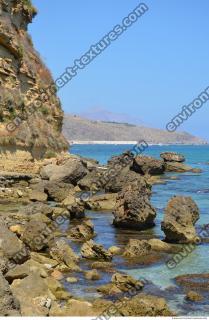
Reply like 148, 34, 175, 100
78, 107, 145, 125
63, 114, 208, 145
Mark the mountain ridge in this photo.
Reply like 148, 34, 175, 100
63, 114, 207, 145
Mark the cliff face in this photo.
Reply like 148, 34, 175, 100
0, 0, 68, 159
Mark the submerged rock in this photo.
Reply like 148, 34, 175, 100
85, 269, 101, 281
113, 181, 156, 230
185, 290, 203, 302
175, 273, 209, 290
161, 196, 199, 243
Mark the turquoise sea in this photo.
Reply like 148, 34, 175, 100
70, 144, 209, 315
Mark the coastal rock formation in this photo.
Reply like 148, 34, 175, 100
0, 0, 68, 159
161, 196, 199, 243
131, 155, 165, 175
160, 152, 185, 162
113, 181, 156, 230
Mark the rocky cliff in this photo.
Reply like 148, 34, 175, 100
0, 0, 68, 159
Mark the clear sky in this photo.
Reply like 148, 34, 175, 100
29, 0, 209, 141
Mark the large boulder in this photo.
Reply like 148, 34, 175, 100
0, 220, 29, 264
104, 167, 151, 194
49, 239, 80, 271
20, 202, 54, 218
107, 150, 134, 168
164, 162, 200, 173
11, 273, 55, 316
0, 273, 20, 316
161, 196, 199, 243
123, 239, 152, 258
113, 181, 156, 230
131, 156, 165, 175
21, 217, 53, 251
123, 239, 180, 258
40, 159, 87, 185
44, 181, 74, 202
160, 152, 185, 162
85, 193, 117, 211
81, 240, 112, 261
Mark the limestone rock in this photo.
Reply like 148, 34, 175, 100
21, 218, 52, 251
131, 155, 165, 175
49, 239, 80, 271
160, 152, 185, 162
85, 269, 101, 280
85, 193, 117, 211
81, 240, 112, 261
161, 196, 199, 243
119, 294, 173, 316
11, 273, 55, 316
113, 181, 156, 230
68, 220, 95, 242
0, 220, 29, 264
97, 272, 143, 295
0, 0, 68, 158
123, 239, 152, 258
0, 272, 20, 316
40, 158, 87, 184
185, 290, 203, 302
44, 181, 74, 202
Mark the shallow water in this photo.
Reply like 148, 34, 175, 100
70, 144, 209, 315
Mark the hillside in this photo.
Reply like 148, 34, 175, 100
63, 114, 207, 145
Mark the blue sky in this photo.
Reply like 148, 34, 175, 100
29, 0, 209, 140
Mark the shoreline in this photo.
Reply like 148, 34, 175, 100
69, 140, 208, 145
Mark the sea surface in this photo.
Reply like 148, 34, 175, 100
70, 144, 209, 315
